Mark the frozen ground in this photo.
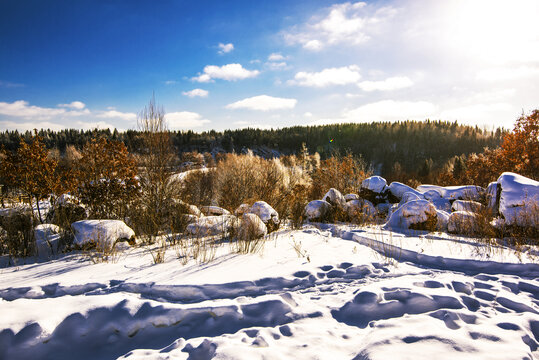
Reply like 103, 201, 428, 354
1, 225, 538, 360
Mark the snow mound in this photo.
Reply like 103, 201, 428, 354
497, 172, 539, 227
344, 193, 359, 201
71, 220, 135, 248
435, 210, 450, 231
447, 211, 480, 235
417, 184, 484, 201
361, 176, 387, 194
384, 199, 437, 231
451, 200, 484, 213
237, 213, 267, 240
200, 206, 230, 216
399, 191, 423, 206
186, 215, 236, 236
305, 200, 332, 221
34, 224, 61, 257
249, 201, 279, 225
323, 188, 346, 208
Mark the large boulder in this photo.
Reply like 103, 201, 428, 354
249, 201, 279, 226
186, 215, 237, 237
234, 203, 251, 217
305, 200, 332, 221
384, 199, 438, 231
435, 210, 450, 232
399, 191, 423, 206
486, 182, 499, 215
451, 200, 484, 213
237, 213, 267, 240
447, 211, 481, 235
496, 172, 539, 227
417, 184, 484, 202
34, 224, 61, 257
200, 206, 230, 216
71, 220, 136, 249
359, 176, 388, 204
323, 188, 346, 208
346, 199, 377, 222
388, 182, 423, 202
344, 193, 360, 201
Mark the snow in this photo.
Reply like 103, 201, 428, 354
1, 224, 537, 360
361, 176, 387, 194
237, 213, 267, 240
384, 199, 438, 231
71, 220, 135, 248
344, 193, 359, 201
249, 201, 279, 225
304, 200, 331, 221
497, 172, 539, 227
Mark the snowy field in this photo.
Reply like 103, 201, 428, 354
1, 224, 538, 360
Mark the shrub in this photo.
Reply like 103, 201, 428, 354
0, 209, 36, 261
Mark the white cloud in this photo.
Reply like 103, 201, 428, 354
164, 80, 177, 85
0, 100, 66, 119
218, 43, 234, 54
284, 2, 396, 51
166, 111, 210, 129
58, 101, 86, 110
304, 112, 313, 118
226, 95, 297, 111
358, 76, 414, 91
97, 110, 137, 121
266, 62, 288, 71
182, 89, 209, 98
268, 53, 285, 61
439, 103, 514, 126
291, 65, 361, 87
192, 63, 259, 82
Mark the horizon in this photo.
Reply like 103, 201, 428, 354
1, 0, 538, 132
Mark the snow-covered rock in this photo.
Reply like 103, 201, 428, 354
34, 224, 61, 257
346, 199, 376, 220
323, 188, 346, 208
451, 200, 484, 213
497, 172, 539, 227
361, 176, 387, 194
387, 204, 399, 219
399, 191, 423, 206
200, 206, 231, 216
384, 199, 438, 231
186, 215, 237, 237
388, 182, 423, 202
447, 211, 480, 235
71, 220, 136, 248
430, 198, 452, 212
234, 203, 251, 217
486, 181, 499, 214
305, 200, 332, 221
417, 184, 484, 201
237, 213, 267, 240
249, 201, 279, 225
435, 210, 450, 232
186, 204, 203, 218
344, 194, 359, 201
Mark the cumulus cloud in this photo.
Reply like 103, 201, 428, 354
291, 65, 361, 87
0, 119, 116, 131
268, 53, 285, 61
0, 100, 68, 119
182, 88, 209, 98
358, 76, 414, 91
284, 2, 396, 51
58, 101, 86, 110
192, 63, 259, 82
97, 110, 137, 121
226, 95, 297, 111
166, 111, 210, 129
218, 43, 234, 54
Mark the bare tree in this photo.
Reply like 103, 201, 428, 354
135, 95, 179, 237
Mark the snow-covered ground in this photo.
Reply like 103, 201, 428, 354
1, 224, 538, 360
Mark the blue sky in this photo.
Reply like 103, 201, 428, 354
1, 0, 538, 132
